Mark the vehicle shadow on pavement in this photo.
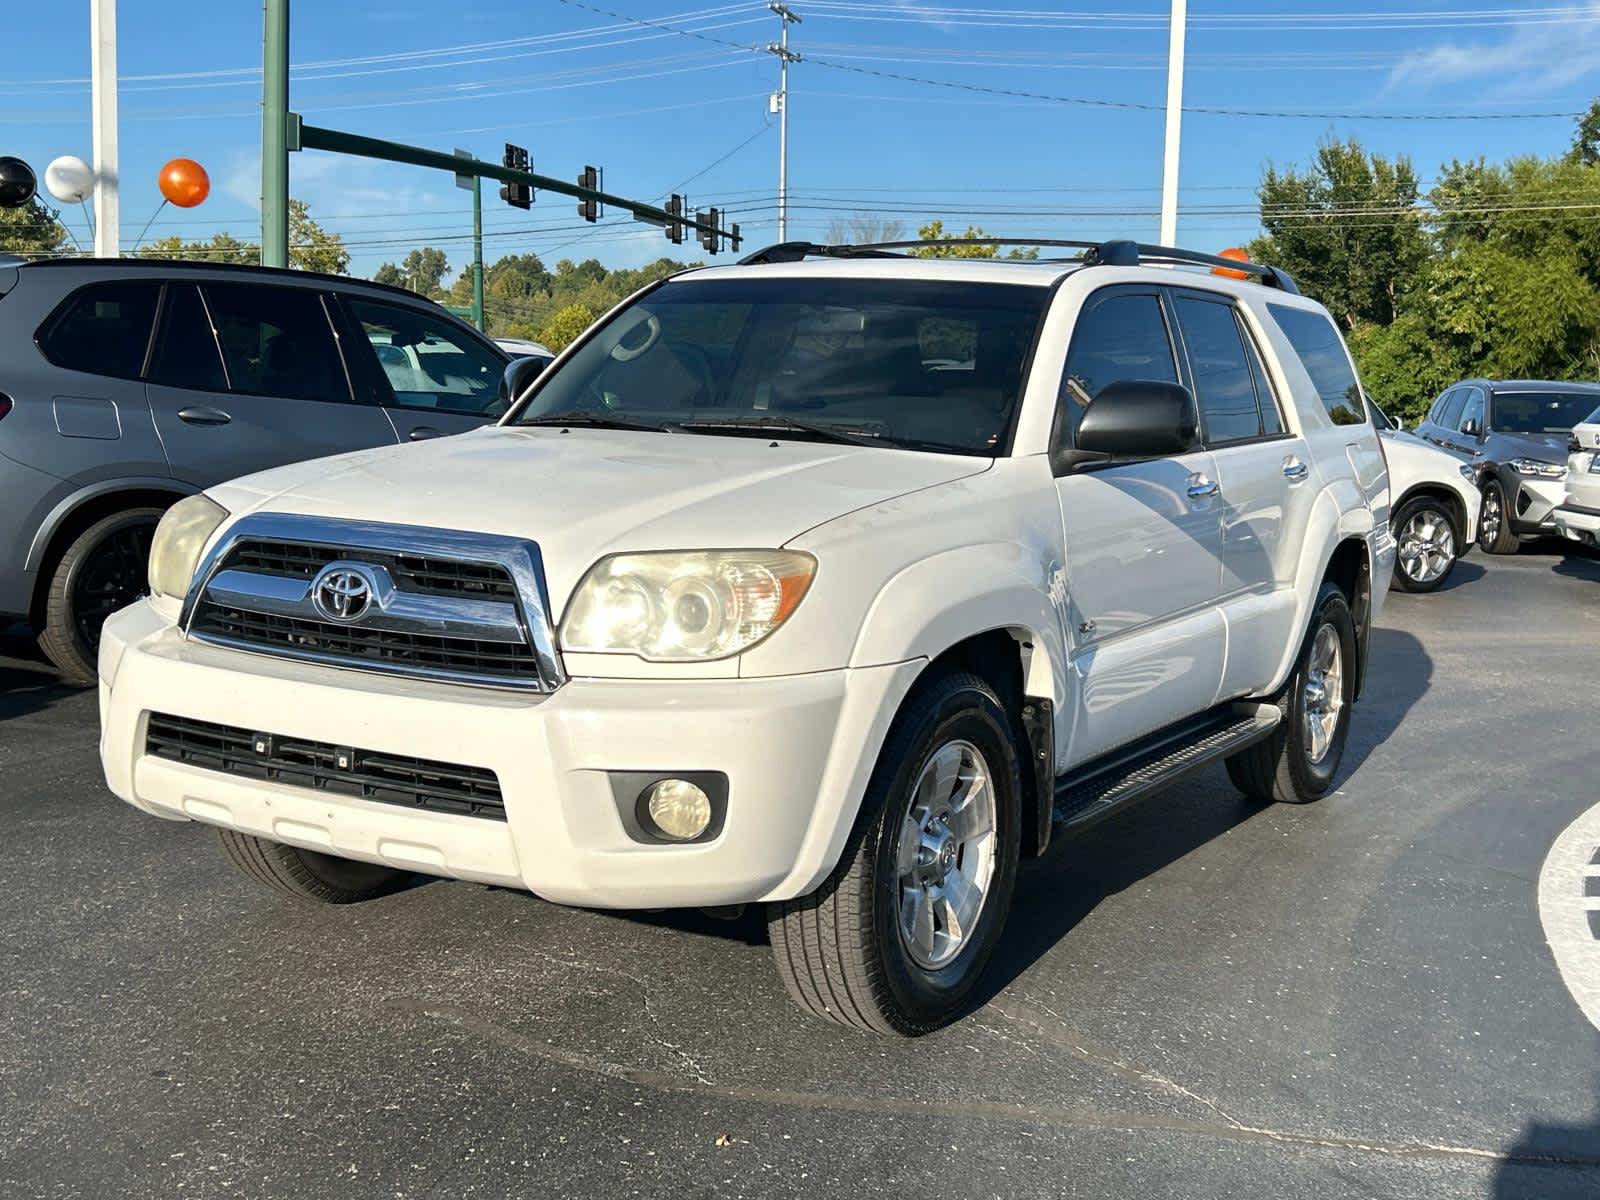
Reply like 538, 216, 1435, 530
1550, 549, 1600, 583
0, 624, 76, 722
1491, 1074, 1600, 1198
1435, 557, 1486, 592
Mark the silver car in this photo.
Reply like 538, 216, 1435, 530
0, 256, 528, 683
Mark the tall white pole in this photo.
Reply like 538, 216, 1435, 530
90, 0, 120, 257
768, 4, 801, 243
1159, 0, 1186, 247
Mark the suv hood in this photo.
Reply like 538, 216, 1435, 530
1491, 430, 1571, 462
211, 425, 990, 611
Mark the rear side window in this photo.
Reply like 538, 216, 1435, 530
1060, 291, 1178, 441
37, 281, 160, 380
149, 284, 228, 392
1437, 389, 1466, 431
202, 283, 350, 403
1173, 296, 1262, 444
1268, 304, 1368, 427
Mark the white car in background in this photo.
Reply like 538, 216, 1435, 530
494, 337, 555, 364
1372, 404, 1481, 592
1553, 404, 1600, 549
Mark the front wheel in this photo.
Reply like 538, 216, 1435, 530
1478, 479, 1520, 555
1226, 582, 1357, 805
37, 507, 163, 687
767, 669, 1022, 1035
217, 830, 412, 904
1391, 496, 1459, 593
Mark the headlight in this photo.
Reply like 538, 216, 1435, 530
1508, 457, 1565, 479
560, 550, 816, 661
147, 495, 229, 601
1458, 464, 1476, 481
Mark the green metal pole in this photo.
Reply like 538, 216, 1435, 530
261, 0, 289, 267
471, 177, 485, 331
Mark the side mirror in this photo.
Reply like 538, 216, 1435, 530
1061, 380, 1198, 470
496, 355, 547, 415
1462, 418, 1481, 438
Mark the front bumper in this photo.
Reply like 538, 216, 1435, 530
1553, 502, 1600, 547
1509, 476, 1566, 535
99, 599, 921, 909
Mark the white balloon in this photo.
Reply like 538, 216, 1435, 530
44, 155, 94, 203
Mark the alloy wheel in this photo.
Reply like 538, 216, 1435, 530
1302, 624, 1345, 766
71, 522, 154, 655
1398, 508, 1455, 585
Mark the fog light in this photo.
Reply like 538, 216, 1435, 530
642, 778, 712, 841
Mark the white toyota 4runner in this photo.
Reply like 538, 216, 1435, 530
99, 240, 1395, 1035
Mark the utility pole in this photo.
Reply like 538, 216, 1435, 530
1159, 0, 1186, 247
471, 177, 484, 330
261, 0, 290, 267
89, 0, 119, 257
767, 3, 801, 243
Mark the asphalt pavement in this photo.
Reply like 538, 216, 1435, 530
3, 545, 1599, 1199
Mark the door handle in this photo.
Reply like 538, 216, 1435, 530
408, 426, 444, 441
1282, 457, 1309, 481
176, 406, 231, 426
1187, 475, 1219, 499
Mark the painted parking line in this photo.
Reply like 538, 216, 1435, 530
1538, 799, 1600, 1032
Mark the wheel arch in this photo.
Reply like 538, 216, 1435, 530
1392, 482, 1468, 543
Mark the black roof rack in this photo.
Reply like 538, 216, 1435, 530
737, 237, 1300, 293
10, 254, 439, 301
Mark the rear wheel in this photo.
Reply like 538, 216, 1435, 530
1478, 479, 1520, 555
1226, 582, 1357, 805
217, 830, 412, 904
1391, 496, 1459, 593
767, 668, 1022, 1035
37, 507, 162, 687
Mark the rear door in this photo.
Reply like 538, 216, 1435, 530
334, 295, 510, 442
145, 281, 397, 487
1169, 289, 1311, 699
1053, 285, 1226, 768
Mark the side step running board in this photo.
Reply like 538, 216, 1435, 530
1052, 702, 1282, 833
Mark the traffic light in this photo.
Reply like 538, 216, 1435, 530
698, 208, 722, 254
576, 165, 599, 222
664, 194, 685, 245
499, 142, 531, 210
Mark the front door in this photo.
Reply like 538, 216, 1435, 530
145, 282, 397, 487
1052, 286, 1226, 769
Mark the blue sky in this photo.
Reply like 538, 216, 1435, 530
6, 1, 1600, 281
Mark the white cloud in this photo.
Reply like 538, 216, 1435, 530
1387, 2, 1600, 96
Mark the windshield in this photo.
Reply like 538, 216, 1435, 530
512, 277, 1049, 454
1490, 390, 1600, 434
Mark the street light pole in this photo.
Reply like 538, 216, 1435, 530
261, 0, 290, 267
1159, 0, 1186, 247
89, 0, 119, 257
767, 3, 801, 243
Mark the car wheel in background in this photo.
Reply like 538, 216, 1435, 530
37, 507, 163, 687
1226, 582, 1357, 805
1478, 479, 1521, 555
217, 830, 414, 904
767, 668, 1021, 1035
1391, 496, 1460, 593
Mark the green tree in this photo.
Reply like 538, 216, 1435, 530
1247, 139, 1426, 330
373, 262, 406, 288
910, 220, 1038, 259
538, 302, 598, 352
1571, 98, 1600, 167
400, 246, 449, 296
138, 230, 255, 265
0, 197, 70, 257
288, 199, 348, 274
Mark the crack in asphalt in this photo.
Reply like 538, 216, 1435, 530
391, 996, 1600, 1173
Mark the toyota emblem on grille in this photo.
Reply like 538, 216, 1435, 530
311, 563, 377, 622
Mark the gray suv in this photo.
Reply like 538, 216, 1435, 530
0, 256, 524, 684
1412, 379, 1600, 554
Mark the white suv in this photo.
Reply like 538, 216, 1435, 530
98, 240, 1394, 1035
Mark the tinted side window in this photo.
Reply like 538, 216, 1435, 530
149, 284, 228, 392
1457, 386, 1484, 434
1060, 291, 1178, 441
202, 283, 349, 403
1437, 388, 1466, 431
346, 298, 504, 415
1268, 305, 1367, 426
37, 281, 160, 380
1174, 296, 1260, 444
1238, 315, 1284, 435
1426, 389, 1455, 426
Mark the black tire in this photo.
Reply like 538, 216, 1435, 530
766, 668, 1022, 1035
1390, 495, 1460, 593
37, 507, 164, 687
216, 829, 412, 904
1478, 478, 1520, 555
1225, 582, 1357, 806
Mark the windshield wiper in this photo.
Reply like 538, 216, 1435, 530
673, 416, 887, 449
521, 412, 677, 434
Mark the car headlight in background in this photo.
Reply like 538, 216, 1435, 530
1508, 457, 1566, 479
560, 549, 816, 661
147, 494, 229, 601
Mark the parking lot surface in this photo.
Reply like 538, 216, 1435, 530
3, 547, 1599, 1199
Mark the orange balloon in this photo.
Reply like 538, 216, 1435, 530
1212, 246, 1252, 280
158, 158, 210, 208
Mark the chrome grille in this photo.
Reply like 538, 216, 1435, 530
181, 514, 564, 691
145, 712, 505, 820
